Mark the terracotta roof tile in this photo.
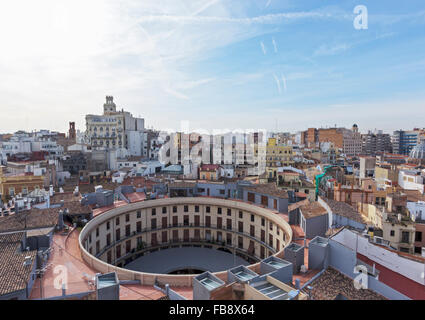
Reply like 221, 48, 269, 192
0, 232, 37, 296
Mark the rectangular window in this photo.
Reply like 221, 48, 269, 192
173, 230, 179, 241
173, 216, 178, 227
250, 225, 255, 237
96, 241, 100, 254
238, 236, 243, 249
116, 228, 120, 241
206, 206, 211, 213
248, 192, 255, 202
261, 229, 265, 242
162, 231, 168, 243
116, 217, 120, 226
184, 215, 189, 226
217, 217, 222, 229
217, 232, 222, 242
261, 195, 268, 206
137, 221, 142, 233
239, 211, 243, 219
96, 228, 99, 237
184, 229, 189, 241
106, 234, 111, 246
227, 219, 232, 230
227, 208, 231, 216
162, 217, 168, 228
126, 240, 131, 253
195, 205, 200, 213
152, 208, 156, 216
151, 218, 157, 230
162, 207, 167, 214
205, 216, 211, 227
126, 225, 131, 237
106, 221, 110, 230
194, 215, 200, 227
151, 233, 157, 246
184, 205, 189, 212
226, 233, 232, 245
238, 221, 243, 233
217, 207, 222, 214
137, 211, 141, 219
173, 206, 177, 213
261, 218, 265, 227
415, 231, 423, 242
251, 214, 255, 222
206, 230, 211, 241
126, 214, 130, 222
116, 245, 121, 258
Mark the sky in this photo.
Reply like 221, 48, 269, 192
0, 0, 424, 135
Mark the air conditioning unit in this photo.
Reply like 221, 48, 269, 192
300, 265, 308, 273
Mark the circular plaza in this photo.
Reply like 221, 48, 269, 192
79, 197, 293, 286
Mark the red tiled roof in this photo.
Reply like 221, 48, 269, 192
200, 164, 221, 172
92, 201, 128, 217
0, 232, 37, 296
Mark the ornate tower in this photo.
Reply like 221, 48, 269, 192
69, 122, 76, 142
103, 96, 117, 114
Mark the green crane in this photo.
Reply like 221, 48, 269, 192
315, 165, 340, 200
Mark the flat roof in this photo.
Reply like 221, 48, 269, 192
250, 280, 298, 300
265, 258, 291, 269
300, 202, 328, 219
286, 242, 303, 251
230, 266, 258, 282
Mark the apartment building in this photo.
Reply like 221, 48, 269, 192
392, 129, 424, 155
361, 130, 392, 156
382, 213, 416, 254
85, 96, 145, 154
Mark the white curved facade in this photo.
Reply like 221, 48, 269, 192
79, 197, 293, 287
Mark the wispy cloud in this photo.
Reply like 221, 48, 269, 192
272, 37, 278, 53
273, 74, 282, 94
281, 75, 287, 92
260, 41, 267, 55
136, 11, 332, 25
314, 43, 351, 56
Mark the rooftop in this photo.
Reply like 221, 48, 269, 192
168, 181, 197, 189
50, 192, 82, 204
322, 198, 367, 225
308, 267, 386, 300
0, 232, 37, 297
300, 202, 328, 219
0, 208, 59, 233
244, 183, 289, 199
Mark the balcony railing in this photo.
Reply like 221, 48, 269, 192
94, 224, 277, 258
112, 238, 262, 265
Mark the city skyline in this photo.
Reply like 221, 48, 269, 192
0, 0, 424, 134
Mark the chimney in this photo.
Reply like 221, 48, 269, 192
58, 210, 64, 230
